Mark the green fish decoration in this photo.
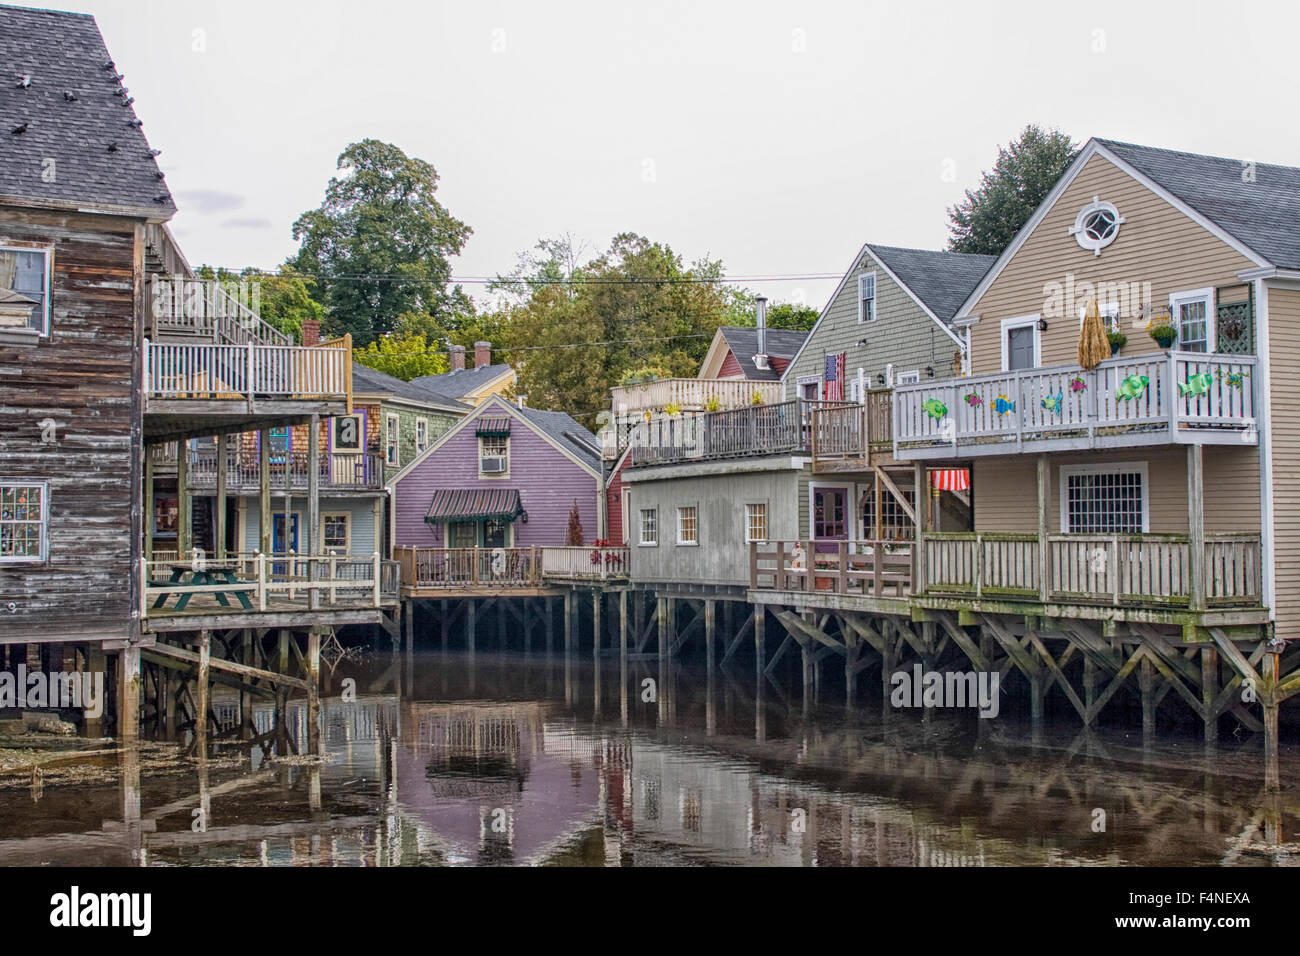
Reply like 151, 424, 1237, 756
922, 398, 948, 420
1179, 373, 1214, 397
1115, 374, 1149, 401
1041, 392, 1064, 414
993, 395, 1016, 415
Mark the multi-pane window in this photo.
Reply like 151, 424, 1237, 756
1063, 468, 1145, 533
415, 418, 429, 453
449, 521, 477, 548
861, 484, 915, 541
479, 435, 509, 475
639, 508, 658, 546
813, 489, 846, 538
0, 247, 49, 334
0, 482, 46, 561
858, 272, 876, 323
677, 506, 698, 545
745, 503, 767, 542
1174, 291, 1214, 353
385, 415, 400, 466
322, 513, 350, 554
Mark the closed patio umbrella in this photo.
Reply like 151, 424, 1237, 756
1077, 297, 1110, 370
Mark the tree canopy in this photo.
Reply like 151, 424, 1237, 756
947, 124, 1080, 256
288, 139, 471, 347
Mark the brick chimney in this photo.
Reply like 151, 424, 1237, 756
474, 340, 491, 369
301, 319, 320, 346
449, 344, 466, 372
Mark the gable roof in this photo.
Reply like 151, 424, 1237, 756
715, 326, 809, 380
410, 363, 515, 400
864, 245, 997, 323
513, 404, 602, 470
0, 4, 175, 217
1096, 139, 1300, 269
350, 362, 471, 414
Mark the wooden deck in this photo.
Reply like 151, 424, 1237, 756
396, 546, 629, 598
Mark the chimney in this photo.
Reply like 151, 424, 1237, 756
474, 340, 491, 369
753, 296, 769, 370
449, 344, 466, 372
301, 319, 320, 346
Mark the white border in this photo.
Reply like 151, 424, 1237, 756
1169, 286, 1216, 353
0, 243, 52, 338
0, 479, 49, 563
1000, 314, 1042, 370
858, 271, 877, 324
1058, 461, 1150, 533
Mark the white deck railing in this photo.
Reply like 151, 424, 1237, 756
894, 351, 1257, 458
612, 378, 782, 418
143, 338, 349, 401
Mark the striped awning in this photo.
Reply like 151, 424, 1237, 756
425, 488, 523, 523
475, 417, 512, 437
930, 468, 970, 491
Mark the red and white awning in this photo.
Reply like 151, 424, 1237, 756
930, 468, 970, 491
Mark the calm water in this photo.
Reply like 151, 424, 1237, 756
0, 647, 1296, 866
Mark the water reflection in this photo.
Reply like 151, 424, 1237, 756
0, 650, 1296, 866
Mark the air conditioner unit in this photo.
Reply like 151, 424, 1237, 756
481, 456, 507, 473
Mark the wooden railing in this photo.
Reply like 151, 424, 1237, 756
894, 351, 1258, 459
810, 390, 894, 464
749, 540, 914, 597
140, 551, 400, 618
628, 399, 853, 466
143, 337, 350, 403
188, 450, 384, 491
612, 378, 782, 418
395, 545, 632, 589
150, 277, 292, 345
539, 546, 630, 579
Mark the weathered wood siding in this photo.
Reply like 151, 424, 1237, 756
966, 152, 1257, 373
0, 208, 140, 642
784, 247, 962, 395
1266, 285, 1300, 638
392, 415, 598, 548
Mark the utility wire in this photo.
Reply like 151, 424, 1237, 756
192, 269, 841, 286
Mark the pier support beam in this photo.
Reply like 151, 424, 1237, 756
307, 629, 321, 756
705, 600, 716, 734
258, 429, 272, 557
215, 433, 228, 560
177, 443, 191, 558
1201, 646, 1219, 747
196, 630, 210, 758
118, 644, 140, 743
467, 599, 477, 655
619, 590, 629, 725
85, 645, 106, 737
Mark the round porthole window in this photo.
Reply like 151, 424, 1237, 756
1069, 195, 1124, 255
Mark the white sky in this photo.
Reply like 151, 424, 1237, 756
53, 0, 1297, 311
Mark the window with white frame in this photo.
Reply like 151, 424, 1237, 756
385, 414, 400, 466
861, 483, 914, 541
858, 272, 876, 323
1001, 315, 1041, 371
1171, 288, 1215, 353
677, 506, 698, 545
745, 503, 767, 542
479, 434, 509, 476
321, 513, 350, 554
897, 369, 920, 385
0, 481, 47, 561
639, 508, 658, 546
1060, 463, 1148, 534
0, 246, 50, 335
415, 418, 429, 453
1069, 197, 1125, 255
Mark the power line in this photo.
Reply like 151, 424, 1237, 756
193, 269, 843, 286
357, 332, 716, 357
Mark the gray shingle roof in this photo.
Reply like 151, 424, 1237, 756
351, 362, 471, 414
717, 326, 809, 380
1097, 138, 1300, 268
513, 404, 601, 471
0, 4, 174, 216
410, 363, 515, 400
866, 245, 997, 324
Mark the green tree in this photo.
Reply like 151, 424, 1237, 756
353, 328, 449, 382
288, 139, 472, 347
947, 124, 1080, 255
192, 265, 323, 341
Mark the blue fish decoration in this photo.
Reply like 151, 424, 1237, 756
993, 395, 1016, 415
1041, 392, 1064, 415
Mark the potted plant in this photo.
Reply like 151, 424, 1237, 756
1146, 313, 1178, 349
704, 394, 722, 413
751, 390, 765, 406
1106, 330, 1127, 356
664, 401, 682, 417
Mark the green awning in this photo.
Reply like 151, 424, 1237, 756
475, 417, 512, 437
424, 488, 523, 523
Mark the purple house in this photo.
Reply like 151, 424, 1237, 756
389, 395, 602, 549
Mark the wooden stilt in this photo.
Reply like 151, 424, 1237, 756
754, 605, 766, 687
404, 600, 414, 661
118, 644, 140, 743
1140, 654, 1156, 743
307, 629, 321, 755
85, 645, 106, 737
440, 599, 450, 652
619, 590, 629, 725
1264, 650, 1280, 792
705, 599, 716, 734
545, 596, 555, 655
1201, 646, 1219, 747
240, 629, 253, 740
215, 433, 228, 560
196, 630, 210, 758
258, 429, 271, 557
467, 599, 477, 656
177, 444, 191, 558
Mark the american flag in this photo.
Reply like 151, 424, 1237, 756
824, 352, 846, 402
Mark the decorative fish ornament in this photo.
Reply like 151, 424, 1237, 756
993, 395, 1016, 415
964, 392, 983, 406
1041, 391, 1064, 414
922, 398, 948, 420
1179, 373, 1214, 397
1069, 376, 1087, 394
1115, 374, 1149, 401
1225, 371, 1246, 390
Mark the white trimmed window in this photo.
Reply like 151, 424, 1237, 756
639, 508, 658, 546
1069, 196, 1124, 255
0, 481, 47, 561
385, 414, 400, 466
1001, 315, 1041, 371
745, 503, 767, 542
897, 369, 920, 385
1059, 463, 1149, 534
1171, 287, 1215, 353
858, 272, 877, 323
322, 513, 350, 554
0, 246, 50, 336
677, 506, 698, 545
415, 417, 429, 453
479, 435, 509, 476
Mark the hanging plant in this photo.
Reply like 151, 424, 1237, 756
1146, 315, 1178, 349
1069, 376, 1087, 393
964, 392, 983, 407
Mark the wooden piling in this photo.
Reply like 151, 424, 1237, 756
467, 599, 477, 656
619, 590, 629, 725
307, 629, 321, 756
196, 631, 210, 758
258, 429, 272, 556
118, 644, 140, 743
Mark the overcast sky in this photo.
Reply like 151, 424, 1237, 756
54, 0, 1295, 310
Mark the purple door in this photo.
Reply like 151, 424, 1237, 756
813, 487, 849, 554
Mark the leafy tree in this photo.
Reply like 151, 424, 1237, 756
288, 139, 471, 347
192, 265, 323, 341
947, 124, 1080, 255
354, 329, 448, 381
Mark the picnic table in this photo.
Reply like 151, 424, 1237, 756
151, 561, 253, 611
